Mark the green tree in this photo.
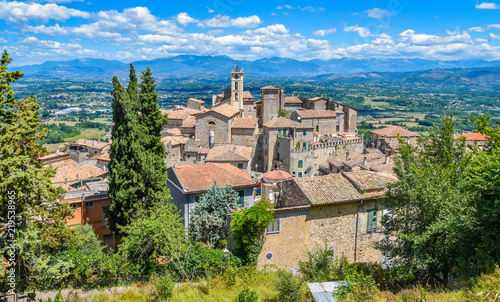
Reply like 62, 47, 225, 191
377, 115, 475, 284
0, 50, 73, 292
189, 185, 238, 246
127, 63, 140, 112
231, 199, 274, 265
234, 284, 259, 302
108, 75, 148, 235
278, 109, 290, 118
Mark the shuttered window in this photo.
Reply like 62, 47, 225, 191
367, 208, 377, 232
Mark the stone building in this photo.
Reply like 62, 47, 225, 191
290, 109, 338, 135
64, 139, 110, 163
167, 163, 256, 228
186, 97, 205, 111
370, 125, 420, 151
257, 171, 396, 271
260, 86, 286, 125
212, 66, 256, 118
195, 104, 241, 148
453, 132, 488, 148
205, 144, 254, 171
231, 118, 259, 148
260, 170, 292, 202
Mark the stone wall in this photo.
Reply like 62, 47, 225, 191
257, 199, 385, 270
195, 112, 232, 147
231, 127, 258, 148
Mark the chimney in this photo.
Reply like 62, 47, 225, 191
56, 148, 59, 156
321, 94, 323, 98
93, 139, 95, 146
346, 151, 350, 161
292, 93, 294, 97
363, 157, 367, 166
385, 154, 389, 164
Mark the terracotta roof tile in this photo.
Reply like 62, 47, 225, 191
285, 96, 303, 104
290, 171, 395, 205
295, 109, 338, 119
232, 118, 258, 129
96, 152, 110, 162
260, 85, 279, 90
165, 128, 184, 136
453, 133, 488, 141
73, 139, 110, 150
262, 170, 292, 181
243, 91, 254, 99
51, 162, 107, 186
188, 98, 204, 104
161, 136, 190, 146
263, 117, 312, 129
205, 144, 253, 162
208, 104, 241, 118
371, 126, 420, 138
174, 163, 255, 193
161, 108, 189, 120
181, 116, 196, 128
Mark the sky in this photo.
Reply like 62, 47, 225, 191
1, 0, 500, 65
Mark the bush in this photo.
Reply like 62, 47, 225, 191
151, 272, 175, 299
334, 271, 377, 302
299, 243, 350, 282
234, 284, 259, 302
274, 271, 302, 302
168, 242, 227, 281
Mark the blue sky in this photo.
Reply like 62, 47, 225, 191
0, 0, 500, 65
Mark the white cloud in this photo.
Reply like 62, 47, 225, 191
36, 0, 84, 3
365, 8, 394, 19
0, 1, 90, 23
0, 37, 7, 44
18, 36, 81, 49
198, 15, 261, 28
312, 28, 336, 37
490, 33, 500, 40
176, 12, 198, 26
468, 26, 485, 32
487, 24, 500, 29
476, 2, 500, 9
475, 38, 488, 42
398, 29, 473, 46
207, 7, 215, 13
344, 25, 374, 37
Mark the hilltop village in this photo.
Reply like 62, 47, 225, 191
39, 66, 488, 271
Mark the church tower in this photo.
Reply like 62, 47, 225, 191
231, 65, 244, 109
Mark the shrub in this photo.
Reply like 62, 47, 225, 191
234, 284, 259, 302
151, 273, 175, 299
334, 271, 377, 302
274, 271, 302, 302
168, 242, 227, 281
299, 243, 350, 282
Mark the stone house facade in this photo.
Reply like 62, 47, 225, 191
257, 171, 397, 270
370, 126, 420, 151
195, 104, 241, 148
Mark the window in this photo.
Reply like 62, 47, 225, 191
103, 235, 115, 252
303, 130, 307, 136
266, 219, 280, 234
316, 125, 319, 132
367, 208, 377, 232
303, 142, 307, 149
194, 196, 200, 203
277, 153, 280, 160
208, 121, 216, 125
102, 206, 110, 227
298, 172, 303, 177
248, 106, 252, 111
298, 160, 303, 168
238, 163, 244, 169
277, 142, 280, 147
278, 129, 281, 134
269, 93, 274, 99
71, 204, 78, 211
235, 81, 239, 90
283, 129, 286, 136
237, 191, 245, 208
85, 201, 94, 208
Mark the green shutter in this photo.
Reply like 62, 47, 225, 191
303, 130, 307, 136
298, 160, 303, 168
367, 208, 377, 232
238, 191, 245, 208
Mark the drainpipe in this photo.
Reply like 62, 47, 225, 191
354, 200, 362, 262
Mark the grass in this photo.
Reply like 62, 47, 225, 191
42, 128, 107, 153
42, 120, 79, 126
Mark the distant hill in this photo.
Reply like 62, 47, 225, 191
12, 55, 500, 79
312, 66, 500, 87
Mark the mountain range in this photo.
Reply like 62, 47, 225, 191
13, 55, 500, 79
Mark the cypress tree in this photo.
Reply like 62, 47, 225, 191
108, 76, 147, 234
127, 63, 140, 112
138, 67, 171, 206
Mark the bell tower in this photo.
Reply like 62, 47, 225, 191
231, 65, 244, 109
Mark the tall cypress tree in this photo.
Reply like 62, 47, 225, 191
108, 76, 147, 235
138, 67, 171, 207
127, 63, 140, 112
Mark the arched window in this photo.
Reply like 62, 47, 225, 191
298, 160, 303, 168
208, 121, 216, 125
234, 92, 239, 101
235, 81, 239, 90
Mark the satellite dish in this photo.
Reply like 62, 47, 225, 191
297, 116, 301, 121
